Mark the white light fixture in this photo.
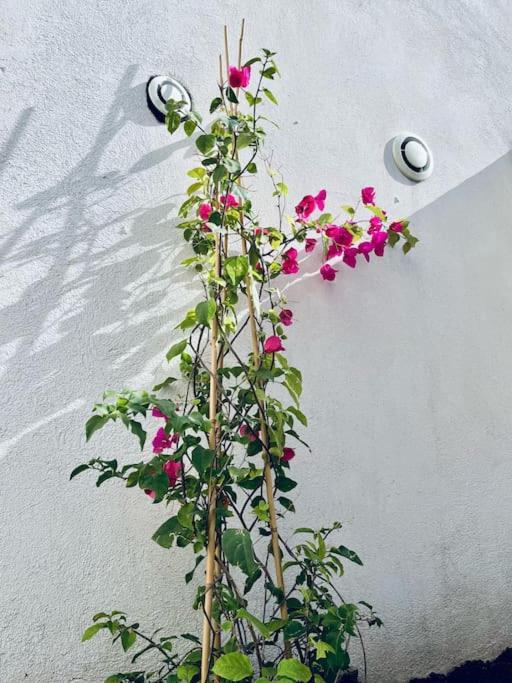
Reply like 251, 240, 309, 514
392, 132, 433, 182
146, 75, 192, 123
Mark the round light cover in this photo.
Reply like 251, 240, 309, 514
392, 132, 433, 181
146, 75, 192, 123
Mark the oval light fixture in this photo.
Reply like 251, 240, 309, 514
146, 75, 192, 123
392, 132, 433, 182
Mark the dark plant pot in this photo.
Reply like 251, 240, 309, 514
337, 668, 358, 682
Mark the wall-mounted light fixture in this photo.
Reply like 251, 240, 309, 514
392, 132, 433, 182
146, 75, 192, 123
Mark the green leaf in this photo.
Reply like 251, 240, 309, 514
177, 663, 199, 682
237, 132, 253, 150
286, 368, 302, 397
287, 406, 308, 427
129, 420, 146, 450
237, 609, 286, 639
209, 97, 223, 113
152, 516, 181, 548
222, 528, 259, 578
365, 204, 386, 221
191, 445, 215, 475
196, 134, 216, 154
104, 676, 123, 683
277, 659, 311, 682
275, 475, 297, 492
153, 376, 177, 392
95, 471, 114, 487
166, 110, 181, 135
212, 652, 253, 681
81, 622, 105, 641
120, 628, 136, 651
166, 340, 187, 362
177, 309, 197, 331
70, 463, 90, 480
224, 157, 241, 174
263, 88, 278, 104
387, 230, 400, 247
310, 637, 335, 660
183, 119, 196, 137
225, 87, 239, 104
213, 164, 227, 184
245, 91, 262, 106
224, 256, 249, 286
195, 299, 216, 327
85, 415, 109, 442
334, 545, 363, 566
177, 502, 195, 530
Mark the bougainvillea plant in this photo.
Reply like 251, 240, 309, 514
72, 26, 417, 683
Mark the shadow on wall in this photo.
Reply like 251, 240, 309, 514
0, 65, 199, 460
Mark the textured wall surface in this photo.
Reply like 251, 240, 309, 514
1, 1, 512, 681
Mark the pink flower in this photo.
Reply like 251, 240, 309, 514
314, 189, 327, 211
282, 447, 295, 462
279, 309, 293, 326
228, 65, 251, 89
325, 225, 353, 247
282, 247, 299, 275
389, 221, 403, 232
358, 241, 373, 263
282, 259, 299, 275
320, 263, 337, 281
220, 193, 239, 208
326, 243, 342, 260
305, 238, 317, 253
342, 246, 359, 269
145, 489, 156, 500
152, 407, 167, 419
264, 335, 285, 353
198, 202, 213, 221
295, 195, 316, 219
163, 459, 182, 487
371, 230, 388, 257
254, 227, 270, 237
152, 427, 179, 454
361, 186, 376, 205
239, 423, 259, 442
368, 216, 382, 233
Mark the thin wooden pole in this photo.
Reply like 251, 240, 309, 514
240, 235, 291, 657
234, 18, 290, 645
223, 25, 230, 81
201, 238, 221, 683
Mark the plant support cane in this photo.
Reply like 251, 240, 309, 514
201, 232, 222, 683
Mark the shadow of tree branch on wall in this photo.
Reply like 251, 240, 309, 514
0, 65, 203, 678
0, 65, 198, 461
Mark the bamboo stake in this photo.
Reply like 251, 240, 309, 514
210, 28, 235, 673
240, 236, 291, 658
201, 237, 221, 683
234, 18, 290, 649
224, 25, 230, 85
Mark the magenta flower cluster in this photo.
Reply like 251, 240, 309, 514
262, 186, 412, 367
289, 186, 404, 282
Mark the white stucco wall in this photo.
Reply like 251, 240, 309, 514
1, 1, 512, 681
